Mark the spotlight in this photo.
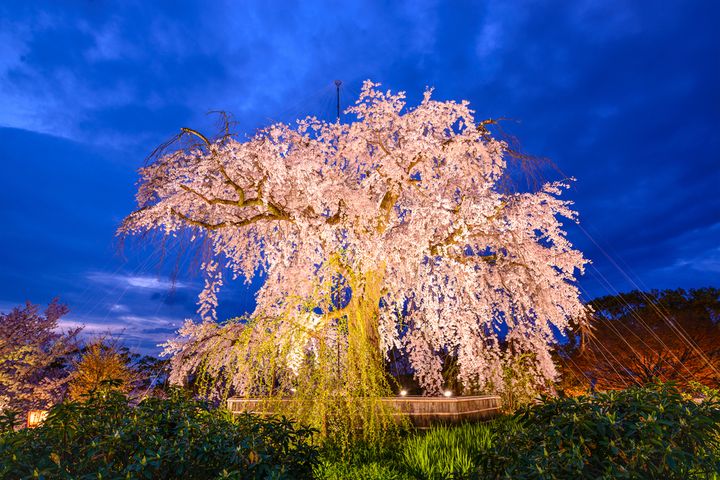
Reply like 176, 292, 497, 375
443, 389, 453, 397
399, 389, 408, 396
26, 410, 48, 428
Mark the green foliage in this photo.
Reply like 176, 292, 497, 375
5, 383, 715, 479
402, 419, 522, 480
317, 384, 720, 479
0, 386, 318, 479
0, 409, 19, 434
315, 435, 410, 479
485, 383, 720, 479
316, 459, 413, 480
499, 352, 544, 413
316, 418, 521, 480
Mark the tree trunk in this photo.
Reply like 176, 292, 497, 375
345, 265, 387, 395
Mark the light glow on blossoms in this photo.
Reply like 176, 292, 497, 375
119, 81, 589, 395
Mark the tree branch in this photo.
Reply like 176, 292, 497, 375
170, 208, 292, 230
180, 127, 211, 147
180, 185, 240, 206
180, 127, 248, 201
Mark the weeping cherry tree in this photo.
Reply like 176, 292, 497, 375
119, 81, 588, 438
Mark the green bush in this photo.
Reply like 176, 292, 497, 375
0, 387, 318, 479
485, 383, 720, 479
318, 384, 720, 479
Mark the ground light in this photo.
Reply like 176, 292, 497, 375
26, 410, 48, 428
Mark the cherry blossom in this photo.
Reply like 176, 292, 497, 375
120, 81, 588, 394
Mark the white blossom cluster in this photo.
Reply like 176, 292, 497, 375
120, 81, 588, 394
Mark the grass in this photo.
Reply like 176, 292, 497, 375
314, 418, 520, 479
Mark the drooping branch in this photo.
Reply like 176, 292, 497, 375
180, 127, 212, 147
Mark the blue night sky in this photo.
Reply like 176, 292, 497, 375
1, 1, 718, 354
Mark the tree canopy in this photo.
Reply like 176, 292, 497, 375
561, 287, 720, 391
0, 300, 79, 412
120, 82, 588, 397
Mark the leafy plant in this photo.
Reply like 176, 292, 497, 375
318, 384, 720, 478
485, 383, 720, 479
402, 419, 521, 480
315, 418, 521, 480
315, 459, 413, 480
0, 409, 19, 434
315, 435, 411, 479
500, 352, 544, 413
0, 386, 318, 479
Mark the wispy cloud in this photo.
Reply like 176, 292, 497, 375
87, 272, 189, 291
58, 311, 182, 354
671, 246, 720, 274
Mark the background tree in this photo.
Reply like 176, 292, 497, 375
560, 288, 720, 391
67, 338, 138, 400
120, 82, 588, 410
133, 354, 170, 396
67, 337, 169, 400
0, 300, 80, 413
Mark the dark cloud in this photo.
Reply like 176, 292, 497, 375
0, 0, 718, 354
150, 289, 195, 309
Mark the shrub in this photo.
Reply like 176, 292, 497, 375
485, 383, 720, 479
0, 386, 318, 479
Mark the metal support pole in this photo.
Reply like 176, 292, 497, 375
334, 80, 342, 121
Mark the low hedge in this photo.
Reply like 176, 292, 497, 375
3, 383, 717, 479
0, 388, 318, 479
485, 383, 720, 479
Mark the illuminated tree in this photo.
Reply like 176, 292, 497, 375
560, 288, 720, 391
120, 81, 588, 401
67, 339, 138, 400
0, 300, 79, 413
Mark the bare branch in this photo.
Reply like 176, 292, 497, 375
180, 127, 211, 147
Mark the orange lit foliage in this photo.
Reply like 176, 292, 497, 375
67, 340, 137, 400
561, 288, 720, 392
